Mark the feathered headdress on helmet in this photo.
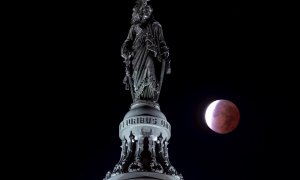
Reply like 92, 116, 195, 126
134, 0, 150, 11
131, 0, 153, 25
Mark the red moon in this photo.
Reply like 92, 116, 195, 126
205, 100, 240, 134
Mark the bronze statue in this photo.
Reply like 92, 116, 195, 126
121, 0, 171, 103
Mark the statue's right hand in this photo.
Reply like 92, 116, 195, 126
122, 51, 133, 60
128, 53, 133, 60
121, 54, 128, 59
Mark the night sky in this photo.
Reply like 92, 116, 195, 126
38, 1, 296, 180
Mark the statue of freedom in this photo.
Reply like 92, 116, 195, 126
121, 0, 171, 103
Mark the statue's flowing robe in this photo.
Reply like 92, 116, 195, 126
121, 21, 169, 101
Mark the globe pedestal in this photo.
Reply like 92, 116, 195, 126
119, 101, 171, 143
104, 102, 183, 180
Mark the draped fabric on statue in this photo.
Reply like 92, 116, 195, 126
122, 21, 167, 101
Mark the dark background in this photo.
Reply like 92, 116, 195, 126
30, 1, 297, 180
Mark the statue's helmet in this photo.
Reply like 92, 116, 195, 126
131, 0, 153, 24
142, 5, 153, 20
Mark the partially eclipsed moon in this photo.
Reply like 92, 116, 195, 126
205, 100, 240, 134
